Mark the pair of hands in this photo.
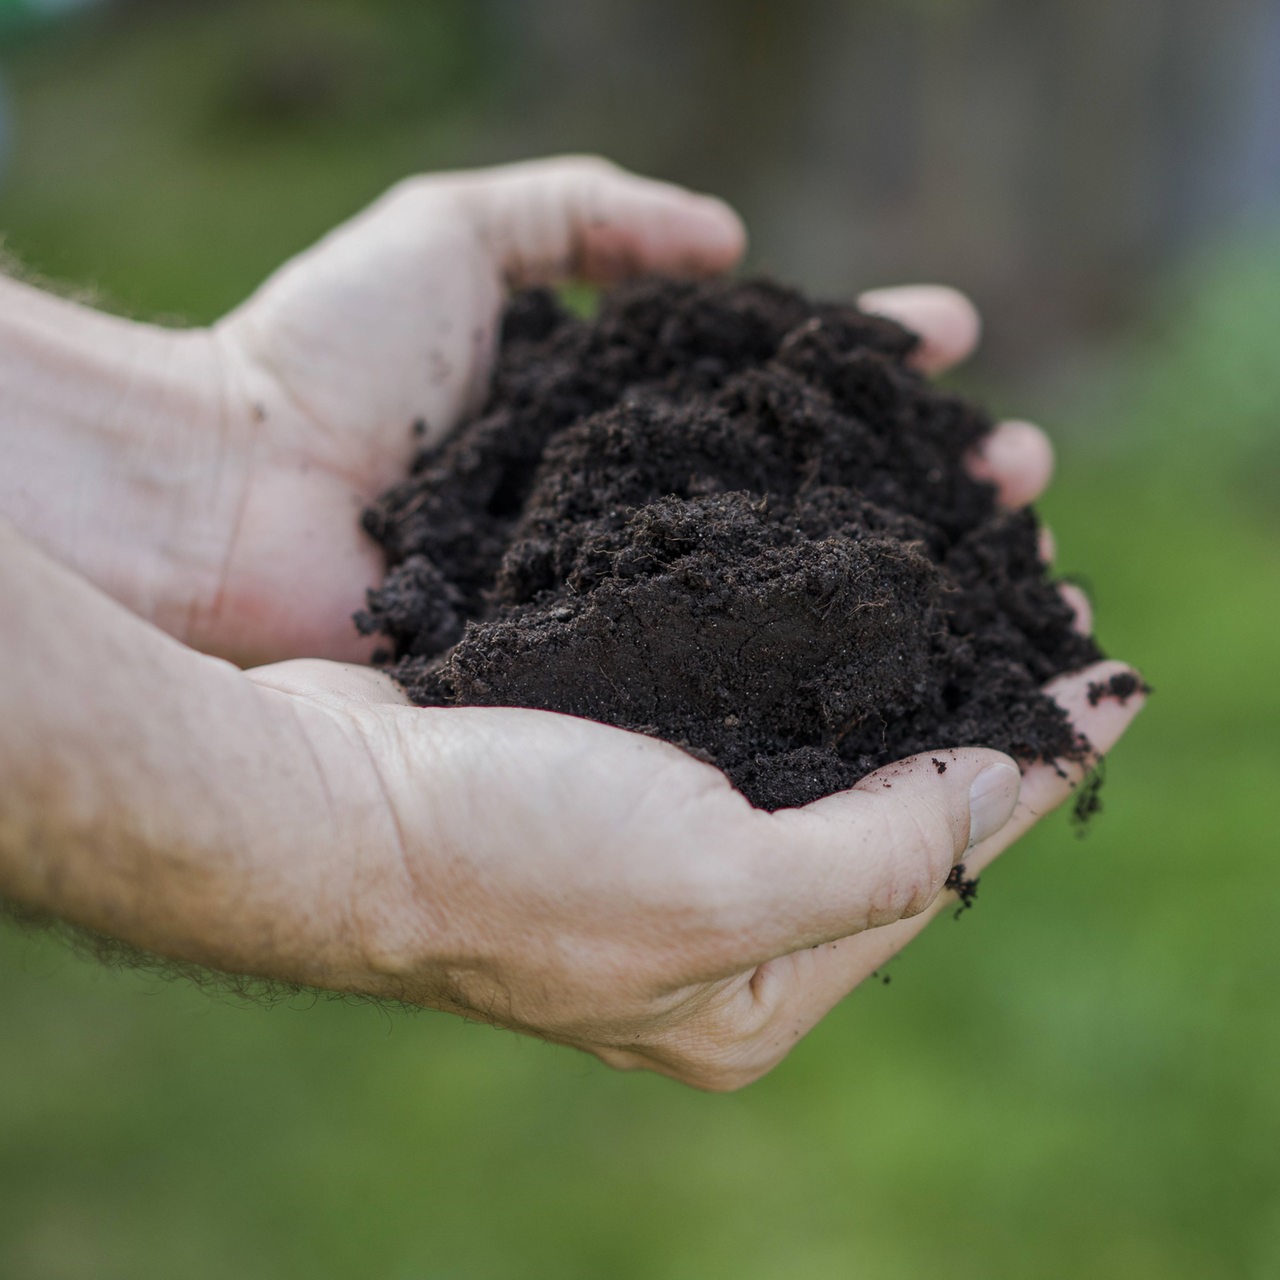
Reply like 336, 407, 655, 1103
4, 156, 1143, 1089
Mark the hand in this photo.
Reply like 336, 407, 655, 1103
0, 157, 743, 666
201, 157, 746, 665
244, 648, 1141, 1092
2, 157, 1139, 1092
1, 344, 1141, 1094
1, 152, 1050, 668
230, 286, 1132, 1091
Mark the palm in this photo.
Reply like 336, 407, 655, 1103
206, 197, 505, 664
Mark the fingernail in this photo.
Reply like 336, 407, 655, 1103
967, 762, 1021, 848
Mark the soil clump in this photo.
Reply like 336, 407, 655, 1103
358, 278, 1106, 811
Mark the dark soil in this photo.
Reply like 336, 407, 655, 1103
358, 278, 1108, 811
1087, 670, 1146, 707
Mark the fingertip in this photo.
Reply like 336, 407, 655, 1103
1058, 581, 1094, 635
447, 156, 746, 287
846, 746, 1021, 860
682, 193, 749, 272
857, 284, 981, 375
967, 420, 1056, 508
583, 182, 747, 282
1047, 659, 1149, 757
1038, 524, 1057, 565
881, 749, 1020, 850
965, 757, 1023, 847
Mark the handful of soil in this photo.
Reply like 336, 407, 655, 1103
357, 278, 1107, 811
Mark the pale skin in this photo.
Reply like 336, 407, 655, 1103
0, 156, 1144, 1090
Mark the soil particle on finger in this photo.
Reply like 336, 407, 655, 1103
357, 277, 1105, 811
1087, 670, 1150, 706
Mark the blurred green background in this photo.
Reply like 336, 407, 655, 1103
1, 2, 1278, 1277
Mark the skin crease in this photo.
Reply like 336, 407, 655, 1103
0, 157, 1146, 1090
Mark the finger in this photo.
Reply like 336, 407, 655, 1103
974, 658, 1147, 860
1039, 524, 1057, 564
441, 155, 747, 288
966, 419, 1056, 509
1035, 523, 1095, 634
1058, 581, 1093, 635
737, 748, 1022, 964
246, 659, 411, 708
739, 659, 1148, 1044
856, 284, 981, 376
852, 285, 1051, 503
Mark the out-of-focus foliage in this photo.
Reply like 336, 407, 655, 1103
0, 0, 495, 317
2, 4, 1278, 1278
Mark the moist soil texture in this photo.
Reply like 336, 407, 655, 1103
358, 278, 1108, 811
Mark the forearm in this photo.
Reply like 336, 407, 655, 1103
0, 521, 371, 987
0, 276, 242, 639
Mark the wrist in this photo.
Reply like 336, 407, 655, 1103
0, 524, 367, 990
0, 276, 248, 643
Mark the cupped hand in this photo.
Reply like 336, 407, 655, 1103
245, 653, 1142, 1092
200, 157, 744, 666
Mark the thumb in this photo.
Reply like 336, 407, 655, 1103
746, 749, 1021, 961
438, 155, 747, 287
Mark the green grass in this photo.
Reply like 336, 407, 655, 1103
2, 8, 1279, 1277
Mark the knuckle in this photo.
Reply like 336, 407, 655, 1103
644, 816, 770, 977
687, 847, 758, 921
556, 153, 623, 182
371, 174, 466, 236
383, 172, 439, 209
556, 155, 628, 221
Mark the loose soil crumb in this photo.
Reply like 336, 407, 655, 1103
358, 278, 1108, 811
944, 863, 981, 914
1087, 670, 1150, 706
1071, 760, 1108, 830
